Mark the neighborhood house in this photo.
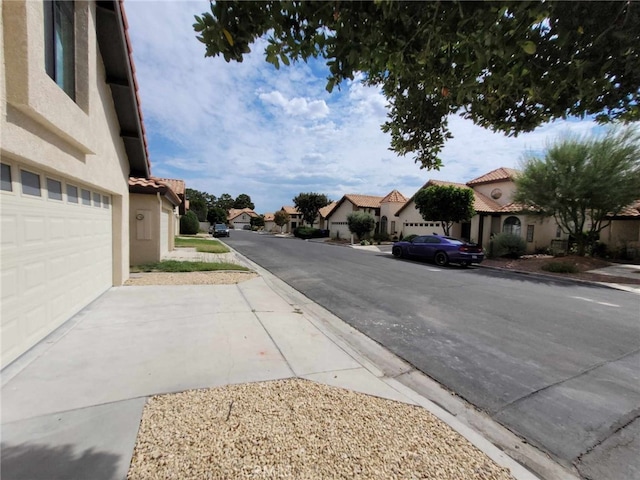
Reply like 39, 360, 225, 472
0, 0, 181, 367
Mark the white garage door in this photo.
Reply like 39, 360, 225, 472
1, 164, 113, 366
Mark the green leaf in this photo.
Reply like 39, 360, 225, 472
521, 41, 536, 55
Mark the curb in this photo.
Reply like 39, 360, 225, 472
476, 264, 640, 294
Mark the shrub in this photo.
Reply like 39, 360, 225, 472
373, 231, 391, 242
492, 232, 526, 258
180, 211, 200, 235
347, 211, 376, 241
294, 226, 324, 239
541, 261, 579, 274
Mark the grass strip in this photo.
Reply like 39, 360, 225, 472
175, 236, 229, 253
131, 260, 249, 273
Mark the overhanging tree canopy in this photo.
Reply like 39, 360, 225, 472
194, 1, 639, 170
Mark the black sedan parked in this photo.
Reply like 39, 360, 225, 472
392, 234, 484, 266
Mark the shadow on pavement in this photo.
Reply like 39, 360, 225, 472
1, 443, 120, 480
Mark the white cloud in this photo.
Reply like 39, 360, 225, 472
124, 2, 616, 214
259, 91, 330, 119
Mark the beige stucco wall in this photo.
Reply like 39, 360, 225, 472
2, 0, 130, 282
130, 193, 176, 265
1, 1, 133, 366
602, 219, 640, 257
231, 213, 252, 229
379, 201, 405, 236
473, 180, 517, 206
327, 200, 356, 239
395, 201, 449, 237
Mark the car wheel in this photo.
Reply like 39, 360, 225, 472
434, 251, 449, 266
392, 246, 403, 258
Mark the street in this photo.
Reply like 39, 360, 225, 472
225, 230, 640, 479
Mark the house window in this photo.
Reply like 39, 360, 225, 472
1, 163, 12, 191
93, 192, 101, 207
556, 226, 562, 238
103, 195, 110, 208
503, 216, 521, 236
47, 178, 63, 200
67, 184, 78, 203
44, 0, 76, 100
391, 221, 396, 233
526, 225, 534, 242
81, 188, 91, 205
21, 170, 41, 197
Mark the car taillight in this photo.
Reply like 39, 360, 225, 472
459, 246, 482, 253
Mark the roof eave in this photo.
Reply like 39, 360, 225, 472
96, 1, 150, 179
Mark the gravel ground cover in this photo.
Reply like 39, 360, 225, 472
125, 271, 258, 286
128, 379, 514, 480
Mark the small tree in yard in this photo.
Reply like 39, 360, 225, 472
251, 215, 265, 228
515, 127, 640, 256
347, 212, 376, 242
180, 211, 200, 235
413, 185, 475, 236
273, 210, 290, 233
293, 193, 331, 227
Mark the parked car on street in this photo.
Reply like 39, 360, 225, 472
210, 223, 230, 237
392, 234, 484, 266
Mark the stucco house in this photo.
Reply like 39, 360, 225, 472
228, 207, 258, 229
263, 212, 276, 232
395, 168, 567, 253
129, 177, 181, 265
601, 201, 640, 259
323, 191, 407, 240
317, 201, 337, 230
278, 206, 302, 233
325, 194, 384, 239
0, 0, 176, 367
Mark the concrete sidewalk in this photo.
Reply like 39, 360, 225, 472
1, 252, 553, 479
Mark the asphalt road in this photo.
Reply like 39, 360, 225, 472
226, 230, 640, 479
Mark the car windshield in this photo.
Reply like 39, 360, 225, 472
215, 225, 226, 230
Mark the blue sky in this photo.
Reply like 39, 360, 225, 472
125, 1, 603, 214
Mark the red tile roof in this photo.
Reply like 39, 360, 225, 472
344, 194, 385, 208
153, 178, 185, 196
395, 178, 503, 216
263, 213, 275, 221
281, 206, 301, 215
228, 208, 259, 220
128, 177, 181, 205
119, 0, 151, 176
319, 202, 337, 218
466, 167, 520, 186
608, 200, 640, 218
381, 189, 408, 203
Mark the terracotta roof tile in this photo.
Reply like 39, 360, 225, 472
319, 202, 337, 218
395, 178, 504, 216
344, 194, 385, 208
119, 1, 151, 175
153, 178, 185, 196
380, 189, 408, 203
128, 177, 181, 206
263, 213, 275, 221
282, 206, 300, 215
608, 200, 640, 217
466, 167, 520, 186
228, 208, 258, 220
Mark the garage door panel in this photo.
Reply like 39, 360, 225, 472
1, 183, 113, 367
